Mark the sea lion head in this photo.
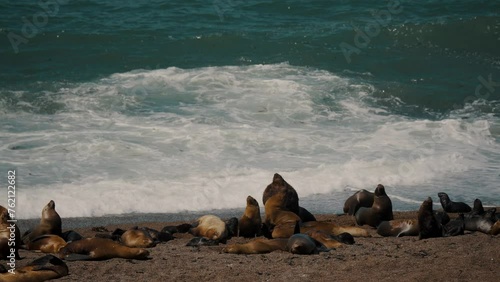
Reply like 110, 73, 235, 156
247, 195, 259, 207
374, 184, 386, 197
336, 232, 355, 245
262, 173, 299, 214
437, 192, 450, 204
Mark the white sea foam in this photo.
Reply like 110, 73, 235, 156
1, 63, 499, 218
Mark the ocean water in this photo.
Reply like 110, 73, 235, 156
1, 0, 500, 220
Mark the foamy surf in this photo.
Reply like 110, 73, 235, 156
1, 63, 499, 218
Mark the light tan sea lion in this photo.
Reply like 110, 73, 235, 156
27, 235, 67, 253
377, 219, 419, 237
222, 237, 289, 254
57, 237, 150, 261
355, 184, 393, 227
343, 189, 374, 215
264, 192, 301, 238
0, 206, 21, 259
300, 221, 370, 237
23, 200, 62, 244
0, 254, 69, 281
190, 215, 228, 242
120, 228, 156, 248
238, 196, 262, 238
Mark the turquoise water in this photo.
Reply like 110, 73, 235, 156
1, 0, 499, 219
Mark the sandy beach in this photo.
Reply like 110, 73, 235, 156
10, 211, 499, 282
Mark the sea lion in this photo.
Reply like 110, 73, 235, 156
23, 200, 62, 244
26, 235, 67, 253
238, 196, 262, 238
305, 230, 355, 249
472, 198, 485, 214
57, 237, 150, 261
264, 192, 301, 238
299, 221, 370, 237
418, 197, 442, 239
190, 215, 228, 243
0, 254, 68, 281
343, 189, 374, 215
437, 192, 472, 213
0, 205, 21, 259
442, 215, 465, 236
355, 184, 393, 227
222, 237, 288, 254
463, 208, 497, 234
298, 207, 317, 222
139, 227, 173, 243
120, 227, 156, 248
377, 219, 419, 237
287, 233, 325, 255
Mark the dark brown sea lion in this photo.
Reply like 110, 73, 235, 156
418, 197, 442, 239
300, 221, 370, 237
222, 237, 288, 254
0, 205, 21, 260
26, 235, 67, 253
61, 230, 83, 242
472, 198, 485, 214
238, 196, 262, 238
190, 215, 228, 242
22, 200, 62, 244
287, 233, 325, 255
305, 230, 354, 249
57, 237, 150, 261
463, 208, 497, 234
120, 228, 156, 248
225, 217, 239, 239
355, 184, 393, 227
0, 254, 68, 281
343, 189, 374, 215
437, 192, 471, 213
264, 192, 301, 238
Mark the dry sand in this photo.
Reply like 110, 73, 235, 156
11, 211, 500, 282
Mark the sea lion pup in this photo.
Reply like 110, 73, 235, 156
58, 237, 150, 261
139, 227, 173, 243
264, 192, 301, 238
0, 205, 22, 259
26, 235, 67, 253
377, 219, 419, 237
161, 223, 192, 234
418, 197, 443, 239
23, 200, 62, 245
120, 227, 157, 248
0, 254, 69, 281
189, 215, 229, 243
299, 221, 370, 237
355, 184, 393, 227
305, 230, 354, 249
343, 189, 374, 215
222, 237, 289, 254
239, 196, 262, 238
437, 192, 472, 213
